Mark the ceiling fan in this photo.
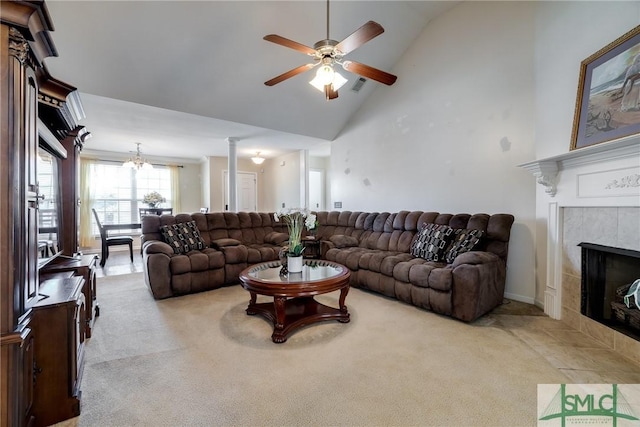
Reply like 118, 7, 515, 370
263, 0, 397, 100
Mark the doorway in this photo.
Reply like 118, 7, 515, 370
309, 169, 324, 211
223, 171, 257, 212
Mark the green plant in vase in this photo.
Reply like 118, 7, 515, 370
274, 208, 317, 256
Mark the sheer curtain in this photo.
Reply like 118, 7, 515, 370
169, 165, 181, 214
79, 158, 96, 247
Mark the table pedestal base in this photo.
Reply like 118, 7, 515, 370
246, 293, 350, 343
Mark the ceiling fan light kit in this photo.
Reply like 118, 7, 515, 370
263, 0, 397, 100
309, 65, 347, 93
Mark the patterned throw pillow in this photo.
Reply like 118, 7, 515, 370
160, 220, 206, 254
444, 229, 485, 264
410, 223, 455, 262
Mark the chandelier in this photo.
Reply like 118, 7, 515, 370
123, 143, 153, 170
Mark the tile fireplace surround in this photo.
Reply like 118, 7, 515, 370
520, 135, 640, 365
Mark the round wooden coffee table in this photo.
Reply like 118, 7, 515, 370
239, 259, 350, 343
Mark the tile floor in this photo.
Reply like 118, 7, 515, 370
93, 248, 145, 278
97, 249, 640, 383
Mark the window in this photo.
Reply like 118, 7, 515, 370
90, 162, 173, 235
37, 149, 58, 222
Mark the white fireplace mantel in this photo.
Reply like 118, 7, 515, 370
519, 135, 640, 197
519, 135, 640, 320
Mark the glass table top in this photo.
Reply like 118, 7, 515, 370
246, 260, 345, 284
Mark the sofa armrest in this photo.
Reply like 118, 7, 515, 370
450, 251, 506, 322
320, 240, 335, 259
211, 238, 242, 249
451, 250, 499, 267
142, 244, 173, 299
143, 240, 175, 256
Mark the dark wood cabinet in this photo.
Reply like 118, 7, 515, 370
30, 277, 86, 427
0, 323, 35, 427
1, 3, 89, 426
40, 254, 99, 337
1, 6, 54, 426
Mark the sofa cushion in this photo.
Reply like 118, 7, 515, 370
160, 221, 206, 254
329, 235, 359, 248
428, 266, 454, 292
445, 229, 485, 264
408, 262, 440, 288
211, 238, 242, 249
410, 223, 455, 262
264, 231, 289, 245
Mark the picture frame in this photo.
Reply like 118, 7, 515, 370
570, 25, 640, 150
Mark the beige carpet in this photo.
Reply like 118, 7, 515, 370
61, 273, 570, 426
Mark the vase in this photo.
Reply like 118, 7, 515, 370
287, 255, 303, 273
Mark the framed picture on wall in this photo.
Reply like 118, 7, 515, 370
571, 25, 640, 150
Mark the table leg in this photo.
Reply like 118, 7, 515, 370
338, 286, 350, 323
339, 286, 350, 312
246, 291, 258, 315
272, 296, 287, 343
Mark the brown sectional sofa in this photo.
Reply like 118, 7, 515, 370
316, 211, 514, 322
141, 212, 288, 299
141, 210, 514, 322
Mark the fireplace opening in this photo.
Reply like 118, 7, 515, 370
579, 242, 640, 342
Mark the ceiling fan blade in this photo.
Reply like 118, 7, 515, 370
341, 60, 397, 86
324, 84, 338, 100
334, 21, 384, 55
264, 63, 317, 86
263, 34, 317, 56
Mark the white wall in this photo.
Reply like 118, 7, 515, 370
330, 1, 537, 303
309, 155, 330, 210
330, 1, 640, 306
257, 153, 330, 212
533, 2, 640, 305
535, 1, 640, 159
261, 151, 303, 211
178, 163, 201, 214
201, 157, 210, 211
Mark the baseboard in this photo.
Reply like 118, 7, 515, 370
503, 292, 535, 305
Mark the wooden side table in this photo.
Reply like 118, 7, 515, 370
302, 236, 321, 259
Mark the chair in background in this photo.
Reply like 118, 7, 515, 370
92, 208, 134, 267
38, 209, 58, 258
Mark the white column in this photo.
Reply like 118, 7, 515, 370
300, 149, 309, 208
227, 137, 238, 212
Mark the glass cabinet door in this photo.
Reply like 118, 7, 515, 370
37, 147, 61, 264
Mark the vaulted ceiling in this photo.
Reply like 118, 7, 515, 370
44, 1, 458, 161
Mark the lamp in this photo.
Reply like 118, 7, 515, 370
123, 143, 153, 170
309, 64, 348, 93
251, 152, 265, 165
